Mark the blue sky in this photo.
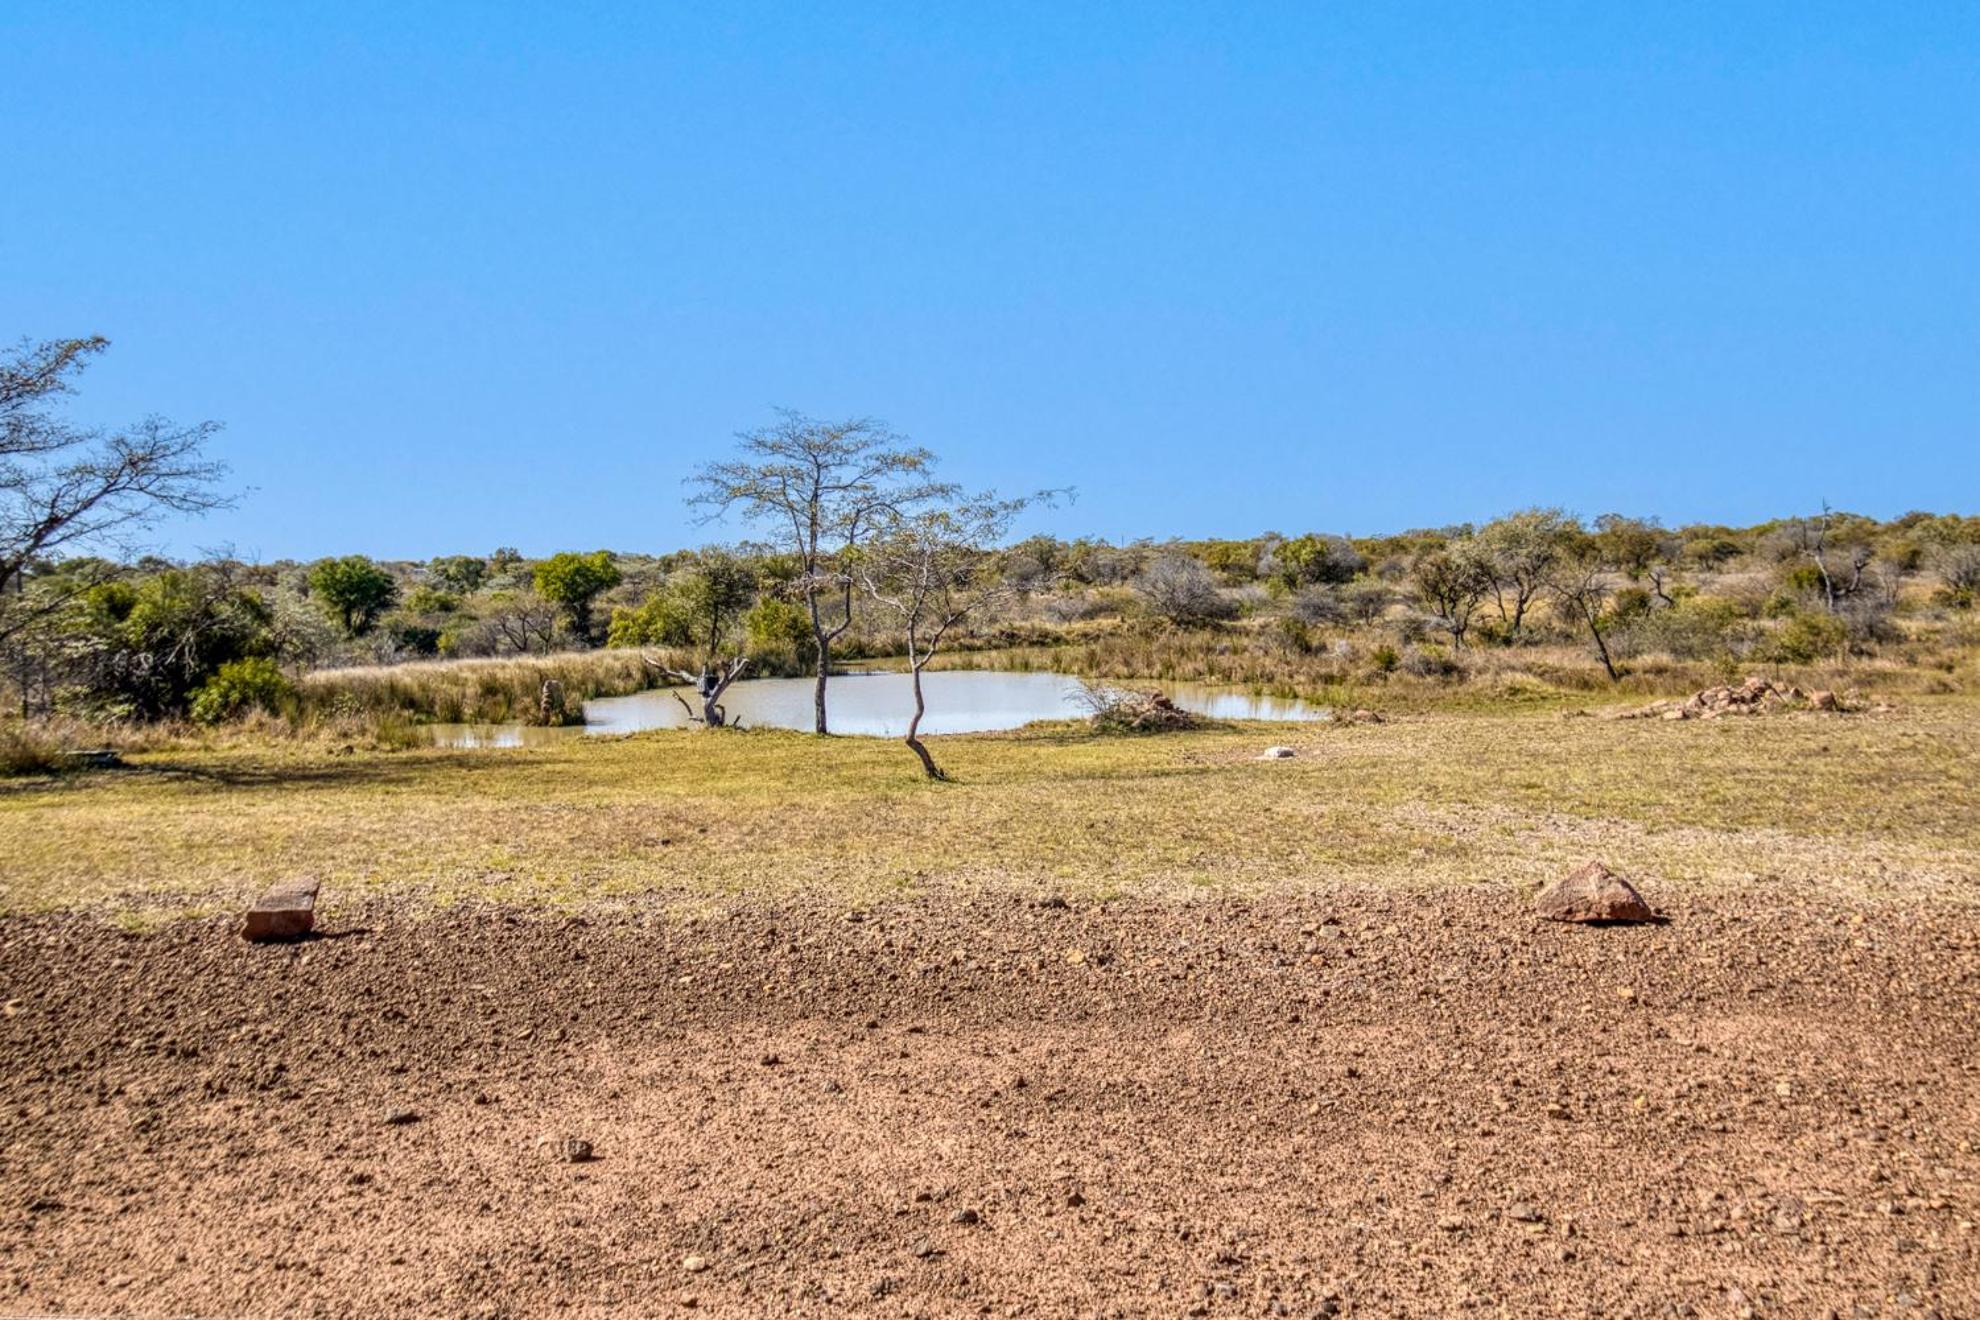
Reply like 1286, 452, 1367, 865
4, 3, 1975, 560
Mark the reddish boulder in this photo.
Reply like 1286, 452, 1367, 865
243, 877, 321, 942
1535, 862, 1655, 925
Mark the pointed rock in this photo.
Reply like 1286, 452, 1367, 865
1535, 862, 1655, 925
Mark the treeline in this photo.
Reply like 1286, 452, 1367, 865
6, 506, 1976, 728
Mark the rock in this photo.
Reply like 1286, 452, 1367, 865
1506, 1201, 1544, 1223
950, 1208, 980, 1225
681, 1253, 709, 1274
383, 1107, 418, 1126
1806, 689, 1840, 711
1534, 861, 1655, 925
1258, 746, 1297, 760
534, 1134, 594, 1163
242, 878, 321, 943
1349, 709, 1384, 724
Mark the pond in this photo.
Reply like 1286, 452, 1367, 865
417, 670, 1326, 748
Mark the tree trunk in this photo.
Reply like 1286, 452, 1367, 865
904, 661, 945, 781
1582, 605, 1620, 682
813, 633, 830, 735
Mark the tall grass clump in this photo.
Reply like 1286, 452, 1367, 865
296, 649, 658, 726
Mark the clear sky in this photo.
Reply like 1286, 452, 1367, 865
4, 3, 1975, 560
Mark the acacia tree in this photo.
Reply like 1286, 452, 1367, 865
859, 491, 1039, 780
1409, 541, 1494, 649
690, 412, 950, 734
1, 336, 227, 643
1478, 508, 1575, 638
1548, 546, 1622, 682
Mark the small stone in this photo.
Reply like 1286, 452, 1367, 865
682, 1253, 709, 1274
1258, 746, 1296, 760
383, 1108, 418, 1126
1506, 1202, 1543, 1224
534, 1134, 594, 1163
1063, 948, 1087, 965
950, 1208, 980, 1225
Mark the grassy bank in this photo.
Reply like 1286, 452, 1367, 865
929, 622, 1978, 712
2, 697, 1973, 919
295, 648, 663, 726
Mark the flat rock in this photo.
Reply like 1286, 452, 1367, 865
1258, 746, 1296, 760
1535, 862, 1655, 925
242, 878, 321, 942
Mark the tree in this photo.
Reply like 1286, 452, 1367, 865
533, 550, 621, 641
429, 555, 487, 594
690, 411, 949, 734
1134, 553, 1234, 625
1270, 533, 1366, 588
609, 550, 759, 727
1547, 548, 1622, 681
1, 336, 228, 643
1409, 542, 1494, 649
308, 555, 398, 636
1593, 514, 1669, 580
1477, 508, 1576, 638
1786, 505, 1874, 614
860, 491, 1040, 780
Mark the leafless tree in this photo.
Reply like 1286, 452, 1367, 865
690, 411, 951, 733
859, 491, 1042, 780
1789, 503, 1873, 614
1, 336, 228, 642
1133, 553, 1233, 625
1547, 551, 1622, 682
644, 655, 751, 728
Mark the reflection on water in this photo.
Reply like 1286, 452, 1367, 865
417, 671, 1323, 748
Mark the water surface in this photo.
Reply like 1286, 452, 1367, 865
418, 670, 1322, 747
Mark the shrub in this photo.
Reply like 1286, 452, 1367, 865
191, 658, 296, 724
1134, 555, 1237, 625
1765, 611, 1848, 664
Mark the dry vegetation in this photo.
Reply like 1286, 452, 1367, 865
3, 698, 1973, 920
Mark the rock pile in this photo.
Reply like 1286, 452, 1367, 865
1614, 676, 1844, 722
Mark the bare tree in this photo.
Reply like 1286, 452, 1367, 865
1408, 541, 1494, 649
859, 491, 1040, 780
1547, 551, 1622, 682
1, 336, 228, 641
1789, 503, 1873, 614
1133, 553, 1234, 625
645, 655, 751, 728
690, 411, 950, 734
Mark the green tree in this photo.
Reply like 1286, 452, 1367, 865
308, 556, 399, 636
533, 551, 622, 642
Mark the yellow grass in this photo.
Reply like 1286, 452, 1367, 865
2, 697, 1974, 922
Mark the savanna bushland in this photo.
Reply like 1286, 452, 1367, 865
4, 336, 1979, 1315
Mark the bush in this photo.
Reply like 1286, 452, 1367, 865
191, 658, 297, 724
1134, 555, 1237, 625
1765, 611, 1848, 664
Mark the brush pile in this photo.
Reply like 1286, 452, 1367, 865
1077, 684, 1204, 733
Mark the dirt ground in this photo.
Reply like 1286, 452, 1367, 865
1, 887, 1976, 1318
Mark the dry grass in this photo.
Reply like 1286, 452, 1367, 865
296, 649, 660, 725
2, 696, 1974, 921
